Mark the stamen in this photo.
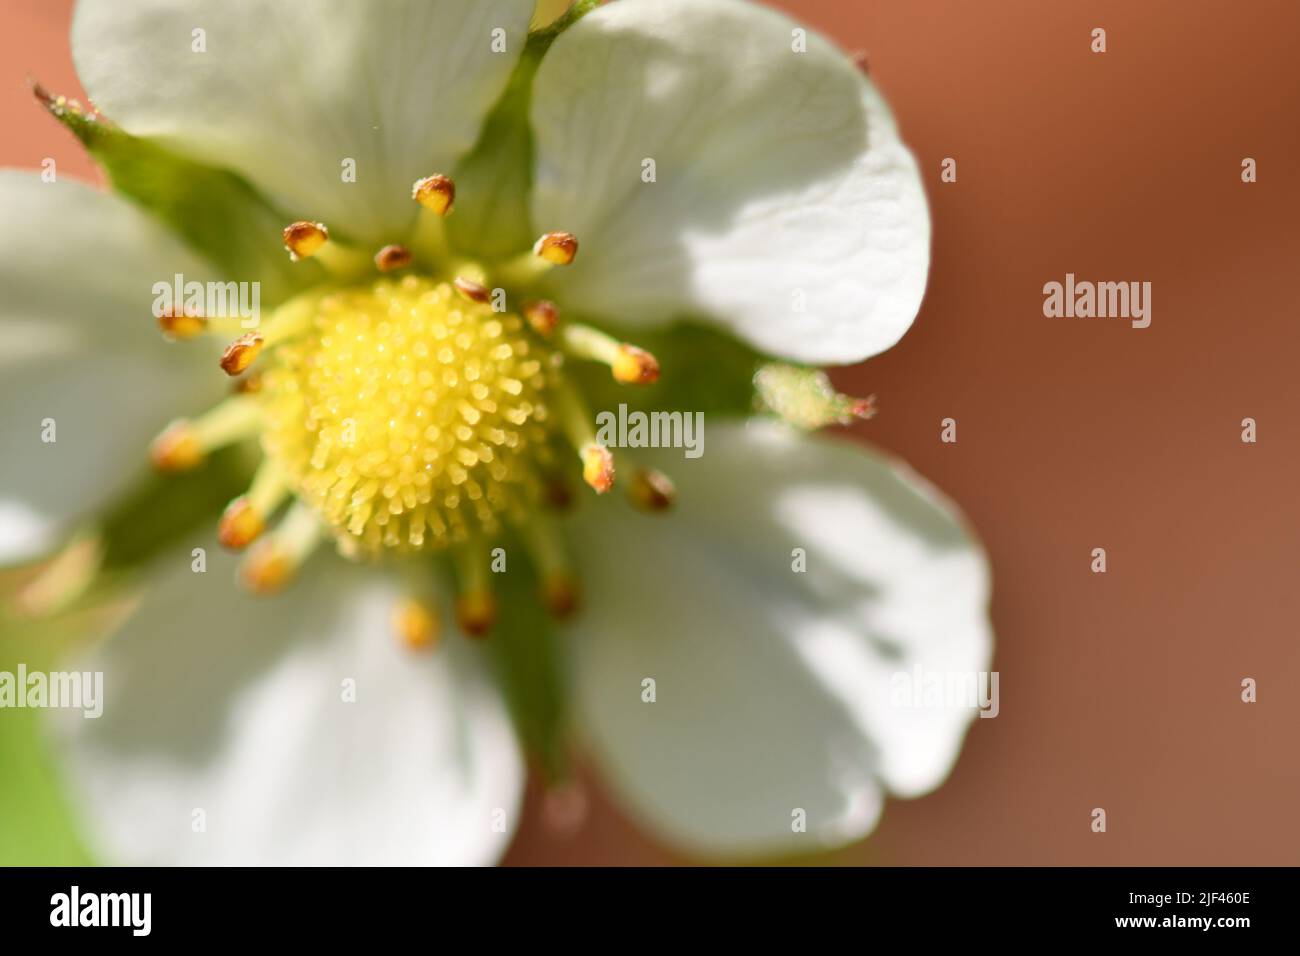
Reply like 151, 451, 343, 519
611, 345, 660, 385
149, 396, 261, 472
411, 175, 455, 262
218, 463, 289, 551
582, 444, 615, 494
533, 231, 579, 266
215, 295, 320, 376
517, 512, 579, 619
148, 421, 202, 472
553, 380, 615, 494
238, 503, 322, 595
217, 498, 263, 551
219, 332, 264, 376
156, 307, 207, 340
374, 244, 413, 273
282, 221, 329, 260
541, 573, 579, 618
453, 276, 491, 303
495, 232, 580, 287
392, 597, 441, 651
281, 220, 369, 274
523, 300, 559, 337
412, 175, 455, 216
453, 540, 496, 638
560, 323, 660, 385
156, 307, 249, 342
627, 468, 676, 512
455, 590, 496, 638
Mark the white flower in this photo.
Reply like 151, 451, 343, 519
1, 0, 991, 864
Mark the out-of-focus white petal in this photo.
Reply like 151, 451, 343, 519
530, 0, 929, 364
568, 421, 991, 857
0, 172, 222, 564
73, 0, 535, 245
53, 547, 524, 865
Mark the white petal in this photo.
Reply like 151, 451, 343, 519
0, 172, 222, 564
530, 0, 929, 365
73, 0, 535, 246
568, 421, 991, 857
52, 547, 523, 865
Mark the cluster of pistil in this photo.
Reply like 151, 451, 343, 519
149, 174, 675, 647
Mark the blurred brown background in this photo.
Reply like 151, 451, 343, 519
4, 0, 1297, 865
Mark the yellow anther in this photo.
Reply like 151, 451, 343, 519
239, 542, 294, 595
393, 598, 441, 650
627, 468, 676, 512
374, 244, 412, 273
157, 307, 207, 340
453, 276, 491, 303
282, 221, 329, 260
148, 396, 261, 473
217, 497, 265, 551
611, 344, 660, 385
149, 420, 203, 472
237, 504, 321, 595
220, 332, 264, 376
523, 300, 559, 337
412, 174, 455, 216
541, 573, 580, 619
533, 231, 579, 266
581, 443, 615, 494
455, 590, 496, 638
560, 323, 660, 386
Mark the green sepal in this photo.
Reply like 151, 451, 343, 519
447, 0, 601, 259
36, 86, 316, 304
480, 549, 570, 783
95, 445, 255, 574
753, 363, 876, 430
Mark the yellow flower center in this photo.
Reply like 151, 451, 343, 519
148, 173, 676, 632
258, 276, 557, 555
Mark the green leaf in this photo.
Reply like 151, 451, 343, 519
447, 0, 601, 259
36, 86, 316, 303
0, 612, 102, 865
0, 705, 95, 865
